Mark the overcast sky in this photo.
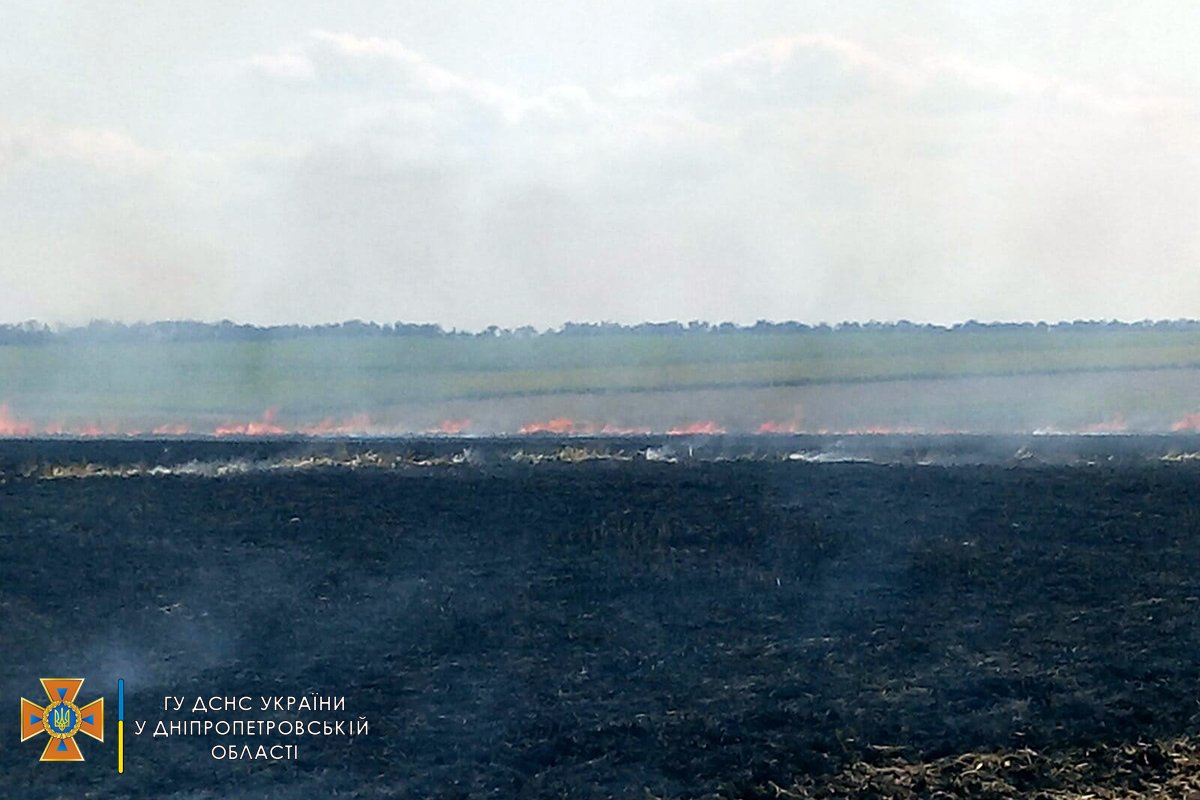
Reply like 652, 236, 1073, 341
1, 1, 1197, 328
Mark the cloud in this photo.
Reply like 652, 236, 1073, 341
616, 32, 1196, 121
5, 22, 1200, 328
0, 123, 164, 176
242, 31, 645, 134
238, 49, 315, 80
311, 30, 518, 111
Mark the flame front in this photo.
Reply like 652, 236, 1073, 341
1, 398, 1198, 437
0, 405, 34, 436
1172, 413, 1200, 432
519, 418, 596, 435
666, 421, 726, 435
299, 414, 373, 436
214, 407, 288, 437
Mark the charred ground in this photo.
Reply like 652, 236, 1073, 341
2, 438, 1200, 798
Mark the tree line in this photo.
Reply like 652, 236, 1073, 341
2, 318, 1200, 345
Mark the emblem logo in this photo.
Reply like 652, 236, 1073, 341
21, 678, 104, 761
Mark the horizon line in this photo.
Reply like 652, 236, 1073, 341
6, 317, 1200, 336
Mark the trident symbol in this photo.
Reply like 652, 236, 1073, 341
20, 678, 104, 761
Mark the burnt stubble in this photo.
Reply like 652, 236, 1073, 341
2, 439, 1199, 798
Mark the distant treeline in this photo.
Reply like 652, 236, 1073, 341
4, 318, 1200, 345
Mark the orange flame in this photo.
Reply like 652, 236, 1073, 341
30, 417, 122, 437
519, 417, 597, 435
0, 404, 34, 437
431, 419, 472, 435
666, 421, 725, 435
299, 413, 373, 436
1172, 413, 1200, 432
214, 407, 288, 437
76, 422, 121, 437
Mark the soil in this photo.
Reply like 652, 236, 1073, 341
2, 438, 1200, 798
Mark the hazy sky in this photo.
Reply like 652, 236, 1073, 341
2, 1, 1198, 328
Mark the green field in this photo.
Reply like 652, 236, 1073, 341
2, 326, 1200, 428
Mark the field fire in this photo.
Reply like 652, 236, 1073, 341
8, 404, 1200, 440
7, 328, 1199, 797
5, 434, 1200, 799
8, 0, 1200, 793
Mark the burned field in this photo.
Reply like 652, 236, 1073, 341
3, 438, 1200, 798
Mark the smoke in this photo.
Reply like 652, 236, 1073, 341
4, 362, 1200, 438
12, 434, 1200, 480
4, 7, 1200, 326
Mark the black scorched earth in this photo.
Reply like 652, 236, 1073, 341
3, 435, 1200, 799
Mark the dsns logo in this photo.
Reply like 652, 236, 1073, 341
21, 679, 104, 761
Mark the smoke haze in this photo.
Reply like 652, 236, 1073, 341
3, 2, 1199, 328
